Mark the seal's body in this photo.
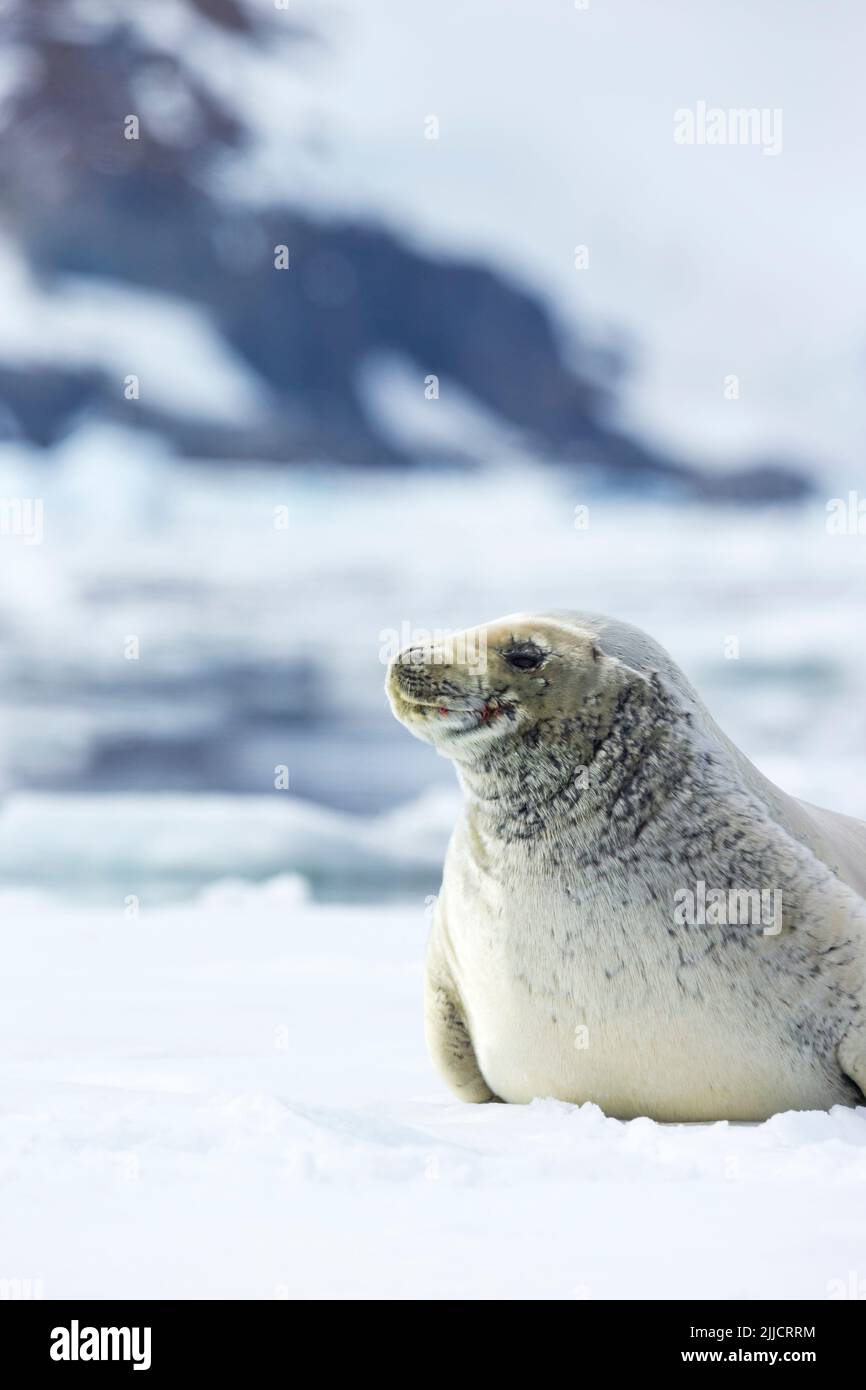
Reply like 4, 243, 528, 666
387, 611, 866, 1121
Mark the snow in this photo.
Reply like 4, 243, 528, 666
1, 880, 865, 1299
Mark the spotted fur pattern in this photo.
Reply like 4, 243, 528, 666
387, 610, 866, 1119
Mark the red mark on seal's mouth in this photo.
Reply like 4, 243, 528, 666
479, 699, 504, 722
433, 699, 505, 723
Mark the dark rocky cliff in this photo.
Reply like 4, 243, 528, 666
0, 0, 810, 498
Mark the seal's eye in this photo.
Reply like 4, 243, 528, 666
503, 644, 545, 671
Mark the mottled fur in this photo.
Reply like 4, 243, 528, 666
387, 611, 866, 1120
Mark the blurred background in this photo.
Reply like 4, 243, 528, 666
0, 0, 864, 901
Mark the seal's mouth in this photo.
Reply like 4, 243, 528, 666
397, 693, 512, 735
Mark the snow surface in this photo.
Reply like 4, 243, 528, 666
1, 878, 865, 1300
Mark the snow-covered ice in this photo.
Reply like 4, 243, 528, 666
1, 878, 865, 1300
0, 444, 864, 1298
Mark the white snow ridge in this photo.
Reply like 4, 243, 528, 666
1, 882, 864, 1299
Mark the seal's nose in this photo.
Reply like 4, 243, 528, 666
388, 647, 430, 701
397, 645, 429, 667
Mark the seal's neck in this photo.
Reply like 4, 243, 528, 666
456, 671, 696, 857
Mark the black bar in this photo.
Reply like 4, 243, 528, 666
4, 1299, 855, 1374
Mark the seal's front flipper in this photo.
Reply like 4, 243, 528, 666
425, 950, 498, 1103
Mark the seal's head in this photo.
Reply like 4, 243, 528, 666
386, 613, 612, 761
387, 609, 697, 842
